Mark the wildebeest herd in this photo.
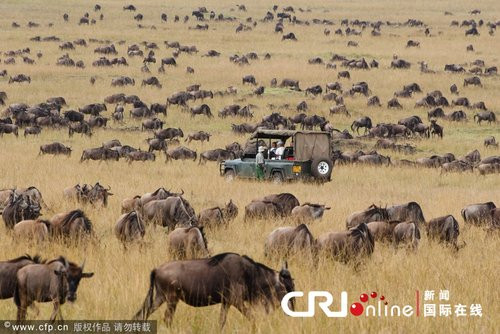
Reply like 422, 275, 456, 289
0, 0, 498, 331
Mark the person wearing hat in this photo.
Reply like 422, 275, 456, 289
275, 141, 285, 160
256, 146, 265, 180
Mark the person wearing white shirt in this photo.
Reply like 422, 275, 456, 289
275, 141, 285, 159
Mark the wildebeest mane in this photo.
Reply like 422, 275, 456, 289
60, 209, 93, 233
7, 254, 45, 264
207, 252, 238, 266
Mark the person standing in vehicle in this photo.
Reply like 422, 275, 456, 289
275, 141, 285, 160
256, 146, 265, 180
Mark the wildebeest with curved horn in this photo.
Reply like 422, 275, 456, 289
133, 253, 294, 328
317, 223, 375, 263
14, 256, 93, 321
346, 204, 388, 228
264, 224, 316, 259
0, 255, 45, 300
114, 211, 145, 244
198, 200, 238, 228
2, 193, 41, 229
168, 226, 209, 259
351, 117, 372, 134
461, 202, 496, 226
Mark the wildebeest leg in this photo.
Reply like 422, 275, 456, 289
49, 300, 60, 322
163, 293, 178, 327
219, 301, 230, 329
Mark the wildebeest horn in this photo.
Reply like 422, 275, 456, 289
180, 189, 184, 195
81, 258, 86, 270
107, 185, 111, 190
281, 260, 288, 270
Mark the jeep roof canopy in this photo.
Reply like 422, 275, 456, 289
250, 129, 331, 161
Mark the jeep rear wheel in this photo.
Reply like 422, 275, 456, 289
224, 169, 235, 182
311, 158, 333, 180
272, 172, 284, 184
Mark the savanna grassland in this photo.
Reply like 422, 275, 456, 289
0, 0, 499, 333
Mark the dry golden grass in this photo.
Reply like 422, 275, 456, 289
0, 0, 499, 333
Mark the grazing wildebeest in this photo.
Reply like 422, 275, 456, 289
64, 110, 84, 123
387, 202, 426, 226
329, 105, 350, 116
23, 126, 41, 137
68, 122, 92, 137
49, 210, 93, 239
39, 142, 72, 156
317, 223, 375, 263
197, 200, 238, 228
264, 224, 316, 258
447, 110, 467, 122
142, 118, 164, 131
387, 98, 403, 109
0, 255, 44, 300
290, 203, 330, 222
2, 194, 41, 229
199, 149, 235, 164
427, 215, 461, 250
351, 117, 372, 134
13, 219, 51, 242
79, 103, 107, 115
88, 116, 108, 128
367, 96, 382, 107
279, 78, 300, 90
244, 201, 284, 221
185, 131, 211, 143
254, 193, 300, 216
142, 76, 162, 88
428, 107, 445, 120
478, 163, 500, 175
155, 128, 184, 140
165, 146, 197, 162
0, 123, 18, 136
168, 227, 209, 259
190, 104, 212, 118
133, 253, 294, 328
346, 204, 389, 228
393, 221, 420, 249
14, 256, 93, 321
242, 75, 257, 85
147, 138, 167, 154
474, 111, 496, 124
461, 202, 496, 226
140, 197, 196, 229
464, 76, 482, 87
282, 32, 297, 41
484, 136, 498, 148
9, 74, 31, 84
161, 57, 177, 66
126, 150, 156, 163
114, 211, 145, 244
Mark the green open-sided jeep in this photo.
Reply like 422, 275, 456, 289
220, 129, 334, 183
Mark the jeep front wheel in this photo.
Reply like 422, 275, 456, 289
224, 169, 235, 182
311, 158, 333, 180
272, 172, 284, 184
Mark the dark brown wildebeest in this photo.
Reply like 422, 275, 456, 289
387, 202, 426, 226
79, 103, 107, 115
387, 98, 403, 109
121, 196, 141, 213
138, 188, 179, 207
197, 200, 238, 228
446, 110, 467, 122
0, 255, 44, 300
430, 120, 443, 138
351, 117, 372, 134
133, 253, 294, 328
242, 75, 257, 85
150, 103, 167, 116
2, 194, 41, 229
9, 74, 31, 84
15, 256, 93, 321
115, 211, 145, 244
491, 209, 500, 228
130, 107, 153, 118
317, 223, 375, 263
64, 110, 84, 123
199, 149, 235, 164
161, 57, 177, 66
185, 131, 211, 143
165, 146, 197, 162
140, 197, 197, 229
282, 32, 297, 41
24, 126, 41, 137
126, 150, 156, 163
474, 111, 496, 124
279, 78, 300, 90
142, 76, 162, 88
291, 203, 330, 222
366, 221, 400, 242
155, 128, 183, 140
391, 59, 411, 69
68, 121, 92, 137
264, 224, 316, 259
168, 227, 209, 259
427, 215, 461, 249
49, 210, 93, 239
393, 221, 420, 249
255, 193, 300, 216
478, 163, 500, 175
39, 142, 72, 156
346, 204, 389, 228
484, 136, 498, 148
147, 138, 167, 154
142, 118, 164, 131
0, 123, 18, 136
13, 219, 51, 242
244, 201, 283, 221
329, 105, 350, 116
461, 202, 496, 226
88, 116, 108, 128
81, 146, 119, 162
428, 107, 445, 120
190, 104, 212, 118
464, 76, 482, 87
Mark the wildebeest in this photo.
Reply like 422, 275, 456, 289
23, 126, 41, 137
484, 136, 498, 148
346, 204, 388, 228
64, 110, 84, 123
242, 75, 257, 85
142, 118, 164, 131
474, 111, 496, 124
0, 123, 19, 136
133, 253, 294, 328
190, 104, 212, 118
39, 142, 72, 156
140, 197, 197, 229
0, 255, 45, 300
197, 200, 238, 228
185, 131, 211, 143
146, 138, 167, 155
366, 221, 400, 242
427, 215, 461, 249
464, 76, 482, 87
244, 201, 284, 221
9, 74, 31, 84
165, 146, 197, 162
254, 193, 300, 216
155, 128, 184, 140
126, 150, 156, 163
351, 117, 372, 134
63, 182, 113, 207
387, 202, 426, 226
114, 211, 145, 244
290, 202, 330, 221
142, 76, 162, 88
14, 256, 93, 321
2, 194, 41, 229
461, 202, 496, 226
199, 149, 235, 164
81, 146, 119, 162
279, 78, 300, 90
168, 227, 209, 259
430, 120, 443, 138
13, 219, 51, 242
282, 32, 297, 41
68, 122, 92, 137
264, 224, 316, 258
393, 221, 420, 249
49, 210, 93, 239
317, 223, 375, 263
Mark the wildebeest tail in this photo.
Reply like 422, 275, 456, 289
13, 282, 21, 306
133, 270, 156, 320
460, 208, 466, 222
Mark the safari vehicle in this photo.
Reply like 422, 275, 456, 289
220, 129, 334, 183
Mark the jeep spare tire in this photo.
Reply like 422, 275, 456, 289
311, 157, 333, 180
